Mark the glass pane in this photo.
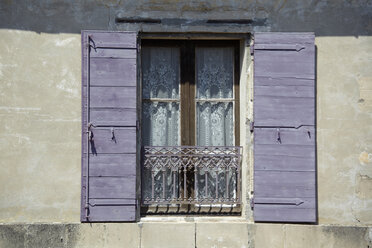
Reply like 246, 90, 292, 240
142, 102, 180, 146
196, 47, 234, 99
196, 102, 234, 146
142, 47, 180, 99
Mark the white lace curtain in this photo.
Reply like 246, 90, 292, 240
142, 47, 180, 200
196, 47, 234, 147
141, 46, 235, 201
142, 47, 180, 147
142, 46, 234, 147
195, 47, 235, 200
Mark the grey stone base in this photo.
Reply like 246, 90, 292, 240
0, 223, 371, 248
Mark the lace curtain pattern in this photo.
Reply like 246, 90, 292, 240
142, 47, 179, 100
195, 47, 234, 146
195, 47, 236, 201
142, 47, 180, 201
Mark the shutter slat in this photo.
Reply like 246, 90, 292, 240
82, 127, 136, 154
89, 32, 137, 48
81, 31, 138, 222
89, 199, 137, 205
254, 49, 315, 80
89, 87, 136, 108
254, 171, 316, 198
255, 77, 313, 87
82, 154, 136, 177
253, 206, 316, 223
254, 43, 306, 51
255, 85, 314, 98
253, 97, 314, 127
90, 48, 136, 58
90, 108, 136, 127
253, 32, 316, 223
255, 155, 314, 172
82, 177, 136, 199
90, 58, 136, 86
254, 127, 315, 145
87, 206, 136, 222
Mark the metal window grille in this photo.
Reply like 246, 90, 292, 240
142, 146, 242, 205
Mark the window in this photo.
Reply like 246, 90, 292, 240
81, 31, 316, 223
140, 40, 241, 212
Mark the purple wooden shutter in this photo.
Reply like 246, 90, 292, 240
81, 31, 138, 222
253, 33, 316, 223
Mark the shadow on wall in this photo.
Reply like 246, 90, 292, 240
0, 0, 371, 36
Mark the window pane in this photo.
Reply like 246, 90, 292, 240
142, 102, 180, 146
142, 167, 178, 203
196, 102, 234, 146
196, 47, 234, 99
142, 47, 180, 99
196, 168, 236, 202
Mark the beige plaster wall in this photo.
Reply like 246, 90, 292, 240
0, 0, 371, 227
316, 36, 372, 225
0, 31, 82, 222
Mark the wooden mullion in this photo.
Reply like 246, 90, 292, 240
187, 42, 196, 200
180, 41, 190, 146
234, 42, 240, 146
180, 41, 191, 204
189, 42, 196, 146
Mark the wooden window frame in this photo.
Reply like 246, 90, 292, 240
140, 39, 241, 214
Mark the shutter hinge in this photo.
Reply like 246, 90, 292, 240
250, 197, 254, 210
88, 35, 97, 51
136, 120, 140, 131
250, 44, 254, 55
250, 121, 254, 133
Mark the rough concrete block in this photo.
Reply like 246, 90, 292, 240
0, 225, 27, 248
25, 224, 78, 248
75, 223, 140, 248
252, 224, 284, 248
141, 223, 195, 248
196, 222, 249, 248
285, 225, 369, 248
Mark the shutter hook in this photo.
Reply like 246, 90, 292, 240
277, 128, 281, 144
111, 127, 116, 143
87, 123, 94, 141
307, 130, 311, 139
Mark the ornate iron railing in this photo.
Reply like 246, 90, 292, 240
141, 146, 242, 205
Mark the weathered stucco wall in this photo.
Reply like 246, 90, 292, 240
0, 0, 372, 231
0, 31, 82, 222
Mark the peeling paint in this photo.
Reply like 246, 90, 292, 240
54, 37, 76, 47
359, 151, 372, 165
